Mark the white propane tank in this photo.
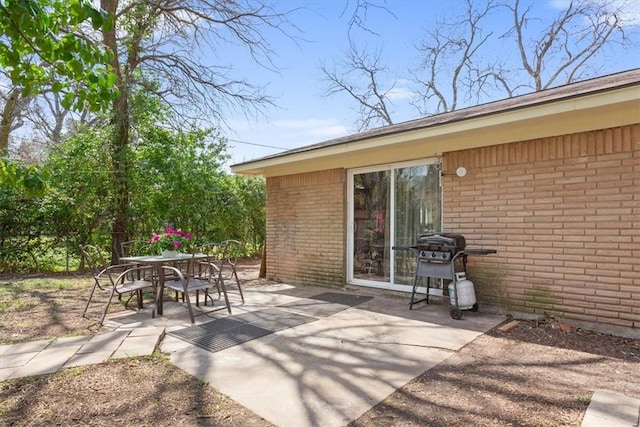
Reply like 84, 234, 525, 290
449, 272, 477, 309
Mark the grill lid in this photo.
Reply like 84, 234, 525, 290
415, 233, 466, 252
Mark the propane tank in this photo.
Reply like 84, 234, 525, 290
449, 272, 477, 309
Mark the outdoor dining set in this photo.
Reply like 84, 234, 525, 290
80, 239, 245, 326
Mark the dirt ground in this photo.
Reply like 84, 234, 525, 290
1, 263, 639, 426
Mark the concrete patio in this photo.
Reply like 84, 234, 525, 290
3, 281, 639, 427
117, 283, 503, 427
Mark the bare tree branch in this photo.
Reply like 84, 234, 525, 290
410, 0, 499, 115
324, 0, 638, 130
340, 0, 396, 41
503, 0, 635, 91
321, 45, 395, 131
108, 0, 299, 127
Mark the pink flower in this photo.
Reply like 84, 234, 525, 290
149, 228, 191, 252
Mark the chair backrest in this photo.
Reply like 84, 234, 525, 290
80, 244, 122, 289
80, 244, 109, 274
194, 242, 228, 279
172, 242, 223, 283
223, 240, 242, 266
120, 240, 152, 258
179, 242, 224, 283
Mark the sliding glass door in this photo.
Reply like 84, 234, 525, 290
348, 159, 441, 291
352, 170, 390, 282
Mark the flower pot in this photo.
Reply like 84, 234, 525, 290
161, 250, 179, 258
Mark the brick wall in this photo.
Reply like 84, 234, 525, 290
266, 169, 346, 287
443, 124, 640, 328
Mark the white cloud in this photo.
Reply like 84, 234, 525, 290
386, 87, 414, 101
549, 0, 640, 27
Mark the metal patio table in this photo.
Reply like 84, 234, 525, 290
120, 253, 209, 317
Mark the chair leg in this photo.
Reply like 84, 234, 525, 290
204, 289, 215, 306
82, 283, 98, 318
195, 290, 200, 307
123, 292, 136, 309
218, 278, 232, 315
99, 288, 118, 326
232, 269, 245, 304
182, 284, 195, 325
137, 290, 144, 309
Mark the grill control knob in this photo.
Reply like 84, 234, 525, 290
431, 252, 436, 258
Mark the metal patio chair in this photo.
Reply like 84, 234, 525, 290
219, 239, 245, 304
80, 244, 156, 325
119, 239, 156, 282
163, 242, 232, 325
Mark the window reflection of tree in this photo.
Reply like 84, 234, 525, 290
394, 165, 441, 283
354, 171, 389, 277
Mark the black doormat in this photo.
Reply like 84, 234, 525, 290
184, 323, 273, 353
231, 308, 317, 332
168, 308, 316, 353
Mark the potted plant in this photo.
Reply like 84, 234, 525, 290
149, 227, 192, 257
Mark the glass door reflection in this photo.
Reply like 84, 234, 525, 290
353, 171, 390, 282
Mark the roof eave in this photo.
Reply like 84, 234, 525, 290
232, 70, 640, 176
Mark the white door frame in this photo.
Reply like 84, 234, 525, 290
346, 157, 442, 292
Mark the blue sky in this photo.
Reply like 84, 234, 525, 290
222, 0, 640, 167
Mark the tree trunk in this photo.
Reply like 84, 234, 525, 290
101, 0, 129, 264
0, 88, 20, 157
110, 98, 130, 264
259, 243, 267, 278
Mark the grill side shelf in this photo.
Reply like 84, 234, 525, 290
461, 249, 497, 256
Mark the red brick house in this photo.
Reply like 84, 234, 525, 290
232, 69, 640, 331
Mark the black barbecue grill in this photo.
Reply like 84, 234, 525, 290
394, 233, 496, 319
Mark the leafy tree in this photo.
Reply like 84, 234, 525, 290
0, 0, 116, 114
132, 125, 230, 238
0, 0, 118, 196
0, 159, 49, 198
98, 0, 294, 262
0, 184, 49, 271
49, 127, 114, 228
0, 104, 266, 272
233, 174, 266, 254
